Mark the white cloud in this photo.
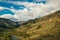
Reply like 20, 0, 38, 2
0, 14, 13, 18
0, 6, 4, 10
0, 0, 60, 21
0, 14, 20, 21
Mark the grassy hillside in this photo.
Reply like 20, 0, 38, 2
0, 10, 60, 40
14, 10, 60, 40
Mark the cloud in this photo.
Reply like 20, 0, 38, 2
0, 0, 60, 21
0, 14, 13, 18
0, 6, 4, 10
0, 14, 20, 21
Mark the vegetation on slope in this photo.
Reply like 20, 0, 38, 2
0, 10, 60, 40
14, 10, 60, 40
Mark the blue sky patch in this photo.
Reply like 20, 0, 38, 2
0, 1, 26, 10
0, 0, 46, 16
0, 9, 14, 15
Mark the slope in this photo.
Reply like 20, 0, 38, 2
14, 10, 60, 40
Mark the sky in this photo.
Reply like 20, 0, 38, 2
0, 0, 60, 21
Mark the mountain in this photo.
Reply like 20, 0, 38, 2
0, 18, 27, 30
0, 18, 19, 29
0, 10, 60, 40
13, 10, 60, 40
